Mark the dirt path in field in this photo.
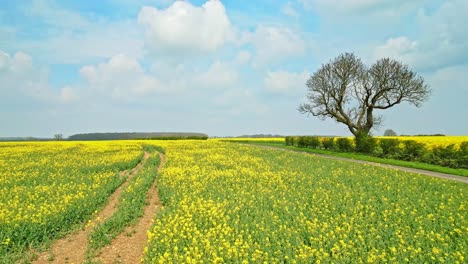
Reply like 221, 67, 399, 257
245, 144, 468, 184
33, 152, 150, 264
92, 152, 165, 264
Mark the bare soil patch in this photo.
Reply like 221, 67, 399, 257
92, 153, 165, 264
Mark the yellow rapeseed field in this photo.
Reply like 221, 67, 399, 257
144, 140, 467, 263
378, 136, 468, 149
1, 140, 467, 263
0, 141, 143, 257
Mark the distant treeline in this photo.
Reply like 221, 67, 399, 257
0, 137, 51, 142
68, 132, 208, 141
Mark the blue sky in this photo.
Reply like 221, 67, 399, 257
1, 0, 467, 137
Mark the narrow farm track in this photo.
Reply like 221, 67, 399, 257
245, 144, 468, 184
93, 152, 165, 264
32, 152, 150, 264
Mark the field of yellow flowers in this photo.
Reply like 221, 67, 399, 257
0, 141, 143, 259
381, 136, 468, 149
1, 140, 467, 263
145, 140, 467, 263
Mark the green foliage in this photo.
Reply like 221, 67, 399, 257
458, 142, 468, 169
285, 136, 321, 148
308, 136, 321, 149
429, 144, 458, 168
379, 138, 401, 157
459, 141, 468, 154
297, 136, 307, 148
401, 140, 427, 161
354, 134, 377, 154
383, 129, 397, 136
336, 137, 354, 152
322, 138, 335, 150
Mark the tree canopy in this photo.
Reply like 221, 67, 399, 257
384, 129, 397, 136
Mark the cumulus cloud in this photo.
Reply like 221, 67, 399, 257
36, 22, 145, 64
138, 0, 233, 53
300, 0, 414, 15
197, 61, 238, 88
0, 51, 46, 97
213, 88, 269, 116
0, 50, 75, 103
416, 0, 468, 67
282, 2, 299, 17
373, 0, 468, 71
264, 70, 309, 94
235, 50, 251, 65
245, 25, 305, 65
79, 54, 162, 100
426, 65, 468, 92
16, 1, 144, 64
373, 36, 418, 62
0, 50, 10, 70
59, 86, 77, 103
28, 0, 91, 30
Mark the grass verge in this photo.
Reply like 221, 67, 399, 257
234, 141, 468, 177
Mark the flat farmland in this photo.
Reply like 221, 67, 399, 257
146, 141, 467, 263
1, 140, 466, 263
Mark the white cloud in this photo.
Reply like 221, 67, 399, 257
300, 0, 414, 15
79, 54, 162, 100
138, 0, 233, 53
372, 0, 468, 71
37, 22, 144, 64
264, 70, 309, 94
16, 1, 144, 64
0, 51, 46, 97
59, 86, 77, 102
235, 50, 251, 65
426, 65, 468, 92
0, 50, 10, 70
0, 50, 75, 103
282, 2, 299, 17
245, 25, 305, 65
197, 61, 238, 88
213, 88, 269, 116
298, 0, 430, 43
27, 0, 91, 30
416, 0, 468, 67
373, 36, 418, 61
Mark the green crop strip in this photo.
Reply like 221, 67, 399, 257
86, 146, 161, 258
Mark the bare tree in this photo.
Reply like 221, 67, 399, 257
299, 53, 430, 138
54, 134, 63, 141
